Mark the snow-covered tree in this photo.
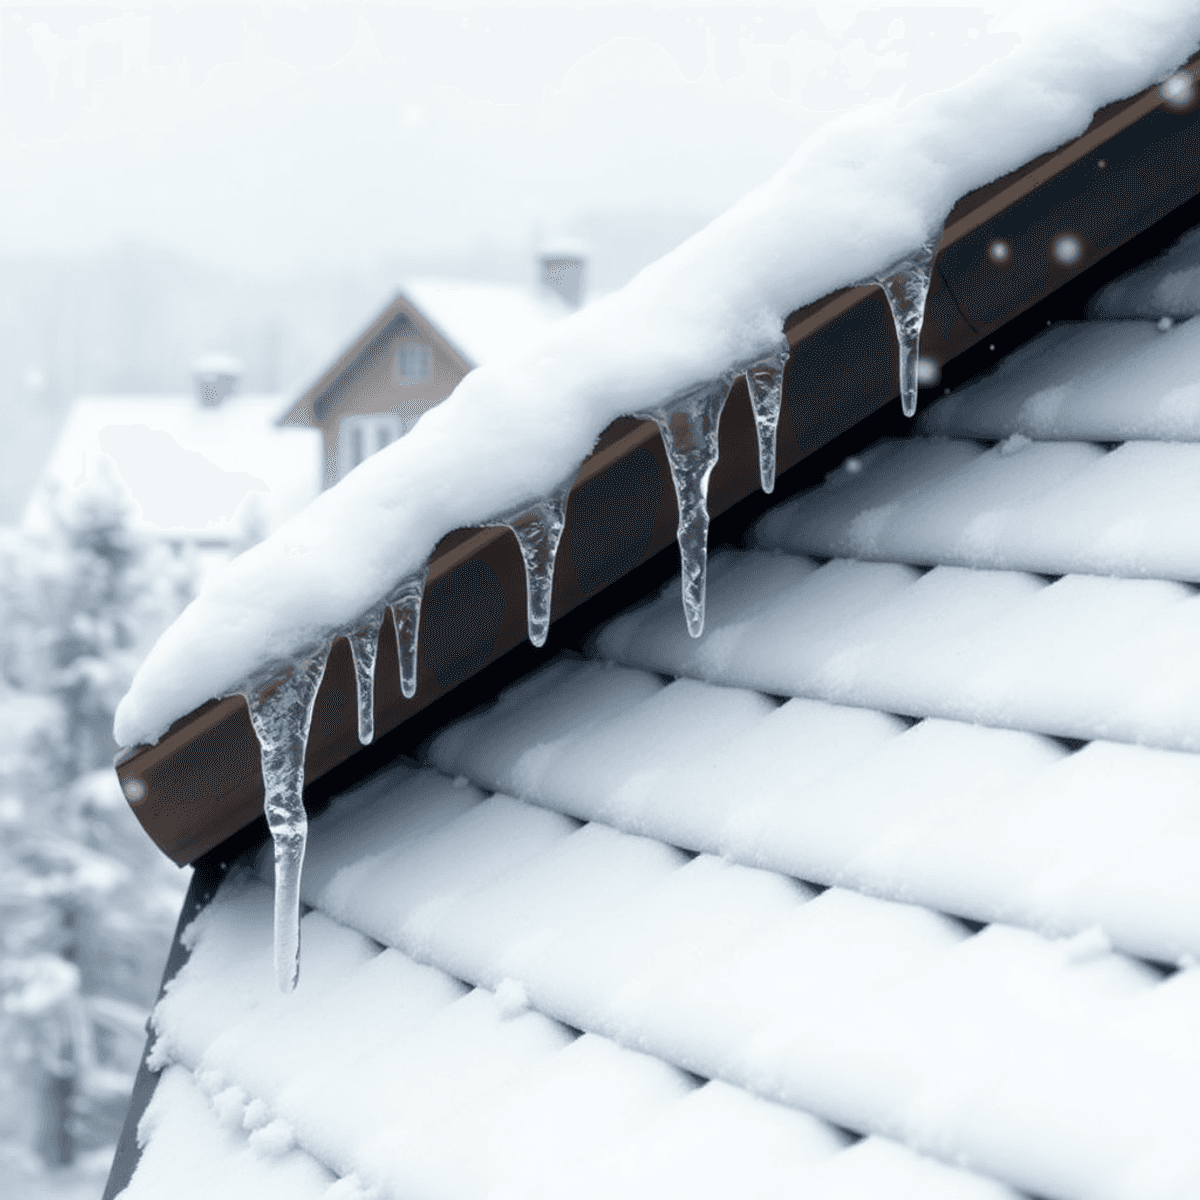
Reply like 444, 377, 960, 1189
0, 464, 193, 1170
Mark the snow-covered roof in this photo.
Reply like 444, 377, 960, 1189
125, 300, 1200, 1200
403, 279, 576, 369
114, 3, 1200, 753
1091, 224, 1200, 319
30, 394, 323, 543
192, 352, 244, 378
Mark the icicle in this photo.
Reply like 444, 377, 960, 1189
388, 569, 427, 700
636, 375, 733, 639
242, 644, 331, 993
868, 230, 942, 418
743, 335, 790, 494
498, 473, 576, 648
343, 605, 386, 745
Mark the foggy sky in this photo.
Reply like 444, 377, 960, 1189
2, 2, 1015, 277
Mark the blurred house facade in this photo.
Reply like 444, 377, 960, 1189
282, 246, 588, 486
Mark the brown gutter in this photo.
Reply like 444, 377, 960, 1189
119, 58, 1200, 866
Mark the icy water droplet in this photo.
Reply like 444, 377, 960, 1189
637, 375, 732, 639
242, 644, 331, 993
388, 570, 427, 701
343, 605, 386, 745
743, 336, 790, 494
869, 231, 941, 418
498, 473, 576, 648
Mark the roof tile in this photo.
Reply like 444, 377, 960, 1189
131, 310, 1200, 1198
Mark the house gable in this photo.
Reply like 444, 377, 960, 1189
282, 295, 474, 487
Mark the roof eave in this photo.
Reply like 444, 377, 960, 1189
121, 53, 1200, 866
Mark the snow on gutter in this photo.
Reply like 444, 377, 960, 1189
116, 2, 1200, 990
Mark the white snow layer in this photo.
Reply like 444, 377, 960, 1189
430, 660, 1200, 965
402, 279, 576, 368
753, 435, 1200, 579
139, 835, 1027, 1199
1091, 225, 1200, 318
919, 318, 1200, 441
115, 2, 1200, 747
30, 393, 322, 542
596, 550, 1200, 752
120, 1065, 333, 1200
137, 764, 1200, 1200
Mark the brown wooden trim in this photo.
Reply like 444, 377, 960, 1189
119, 56, 1200, 865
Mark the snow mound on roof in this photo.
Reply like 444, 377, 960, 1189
30, 394, 322, 542
1091, 225, 1200, 319
404, 280, 573, 368
115, 2, 1200, 749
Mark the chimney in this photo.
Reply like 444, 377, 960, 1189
192, 352, 243, 407
539, 237, 587, 309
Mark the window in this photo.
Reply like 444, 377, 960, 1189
394, 342, 431, 383
337, 413, 417, 480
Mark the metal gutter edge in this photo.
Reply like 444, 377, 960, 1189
117, 55, 1200, 867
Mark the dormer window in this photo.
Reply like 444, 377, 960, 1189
394, 342, 431, 384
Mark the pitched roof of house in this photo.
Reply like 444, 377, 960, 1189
280, 279, 577, 432
28, 393, 323, 545
116, 255, 1200, 1198
403, 279, 576, 369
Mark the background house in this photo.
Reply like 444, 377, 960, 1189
281, 246, 588, 487
28, 360, 324, 580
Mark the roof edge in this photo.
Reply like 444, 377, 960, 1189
123, 53, 1200, 865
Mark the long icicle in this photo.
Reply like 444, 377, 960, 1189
344, 604, 386, 745
743, 335, 791, 494
388, 569, 427, 701
499, 472, 577, 648
869, 229, 942, 418
242, 643, 331, 993
637, 375, 733, 639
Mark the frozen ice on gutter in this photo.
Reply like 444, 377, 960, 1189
636, 374, 736, 639
388, 570, 426, 702
744, 335, 791, 494
343, 604, 387, 747
240, 649, 330, 992
500, 472, 577, 649
867, 233, 943, 419
114, 1, 1200, 990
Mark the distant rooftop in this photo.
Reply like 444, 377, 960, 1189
402, 277, 580, 369
30, 393, 323, 544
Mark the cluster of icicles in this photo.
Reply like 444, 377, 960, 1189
246, 236, 941, 991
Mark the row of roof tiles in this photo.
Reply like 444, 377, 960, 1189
124, 303, 1200, 1200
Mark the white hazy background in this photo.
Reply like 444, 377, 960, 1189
1, 0, 1021, 523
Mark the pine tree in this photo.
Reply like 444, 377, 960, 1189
0, 463, 192, 1170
